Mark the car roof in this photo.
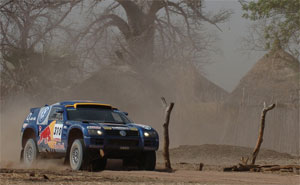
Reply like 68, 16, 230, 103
52, 100, 112, 107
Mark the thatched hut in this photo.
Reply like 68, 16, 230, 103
63, 62, 229, 145
222, 49, 299, 154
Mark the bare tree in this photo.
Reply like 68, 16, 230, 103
251, 103, 276, 165
0, 0, 78, 52
0, 0, 232, 100
161, 97, 175, 170
74, 0, 232, 69
0, 0, 78, 98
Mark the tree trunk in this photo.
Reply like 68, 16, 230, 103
251, 103, 276, 165
120, 1, 156, 68
127, 21, 155, 67
161, 97, 174, 170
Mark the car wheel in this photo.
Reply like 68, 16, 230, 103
20, 149, 24, 162
139, 151, 156, 171
23, 139, 38, 167
91, 157, 107, 171
69, 139, 86, 170
123, 158, 136, 167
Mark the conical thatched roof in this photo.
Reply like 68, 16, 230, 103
227, 49, 299, 106
65, 63, 229, 109
62, 63, 229, 145
222, 50, 299, 154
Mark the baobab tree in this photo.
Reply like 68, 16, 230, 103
77, 0, 232, 69
0, 0, 232, 99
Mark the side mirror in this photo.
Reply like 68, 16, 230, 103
123, 112, 128, 116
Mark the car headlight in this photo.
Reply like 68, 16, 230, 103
88, 129, 103, 136
144, 132, 150, 137
144, 131, 157, 137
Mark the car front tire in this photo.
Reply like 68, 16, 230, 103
139, 151, 156, 171
23, 139, 38, 167
69, 139, 86, 170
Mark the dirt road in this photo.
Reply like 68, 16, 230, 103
1, 145, 299, 184
1, 167, 299, 185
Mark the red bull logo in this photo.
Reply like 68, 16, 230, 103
38, 126, 51, 145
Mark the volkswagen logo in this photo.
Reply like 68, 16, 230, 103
119, 130, 127, 136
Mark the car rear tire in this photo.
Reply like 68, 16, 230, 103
69, 139, 86, 170
20, 149, 24, 162
139, 151, 156, 171
23, 139, 38, 167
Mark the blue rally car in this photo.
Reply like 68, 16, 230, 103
20, 100, 159, 171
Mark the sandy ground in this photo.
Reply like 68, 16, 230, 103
1, 144, 299, 185
1, 167, 299, 185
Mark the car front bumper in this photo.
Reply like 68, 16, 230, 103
84, 136, 158, 151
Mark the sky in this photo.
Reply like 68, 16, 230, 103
203, 0, 266, 92
62, 0, 266, 93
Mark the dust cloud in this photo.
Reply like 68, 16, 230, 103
0, 95, 41, 164
0, 61, 228, 165
0, 51, 299, 167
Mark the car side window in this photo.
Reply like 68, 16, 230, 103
111, 112, 123, 123
49, 107, 63, 121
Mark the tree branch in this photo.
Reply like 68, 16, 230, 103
0, 0, 13, 10
29, 2, 78, 50
161, 97, 167, 107
75, 13, 131, 43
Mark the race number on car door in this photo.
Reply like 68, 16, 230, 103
53, 124, 63, 141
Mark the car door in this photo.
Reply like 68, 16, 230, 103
37, 106, 65, 153
46, 106, 66, 152
36, 105, 51, 152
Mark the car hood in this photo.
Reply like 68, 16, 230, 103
68, 121, 155, 131
84, 122, 154, 131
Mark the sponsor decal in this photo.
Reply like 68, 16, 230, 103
38, 121, 65, 150
53, 124, 63, 142
37, 106, 50, 125
54, 142, 65, 150
26, 113, 32, 121
119, 130, 127, 136
87, 126, 102, 129
120, 146, 129, 150
103, 126, 112, 130
26, 113, 36, 122
112, 127, 129, 130
38, 125, 51, 145
134, 124, 152, 130
29, 117, 36, 121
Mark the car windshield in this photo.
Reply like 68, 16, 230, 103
66, 107, 132, 124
